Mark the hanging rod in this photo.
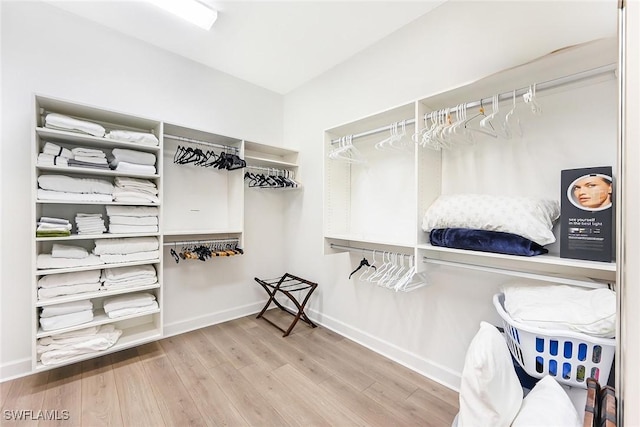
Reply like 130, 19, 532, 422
330, 119, 416, 145
422, 257, 611, 290
330, 243, 413, 256
164, 134, 239, 153
163, 238, 239, 247
246, 165, 296, 176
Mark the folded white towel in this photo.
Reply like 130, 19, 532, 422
71, 147, 106, 158
106, 205, 159, 217
39, 329, 122, 366
503, 284, 617, 338
110, 148, 156, 166
76, 213, 103, 219
103, 277, 158, 290
42, 142, 73, 159
108, 215, 158, 226
37, 222, 72, 231
108, 224, 159, 234
38, 282, 103, 300
77, 228, 106, 235
112, 162, 156, 175
74, 155, 108, 165
39, 309, 94, 331
40, 216, 71, 225
93, 237, 159, 255
102, 264, 156, 281
37, 254, 104, 269
37, 325, 117, 350
106, 301, 159, 319
112, 188, 160, 203
103, 292, 156, 313
99, 250, 160, 264
114, 176, 157, 189
37, 189, 113, 203
40, 300, 93, 318
44, 113, 106, 137
106, 130, 159, 146
38, 270, 101, 288
38, 175, 114, 195
37, 153, 69, 167
51, 244, 89, 259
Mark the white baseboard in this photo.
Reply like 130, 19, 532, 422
0, 358, 32, 383
306, 307, 462, 392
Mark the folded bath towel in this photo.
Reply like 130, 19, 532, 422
44, 113, 106, 137
37, 153, 69, 167
51, 244, 89, 259
38, 174, 113, 195
106, 130, 159, 146
102, 264, 156, 281
103, 292, 156, 313
108, 224, 159, 234
38, 325, 101, 343
74, 155, 108, 165
38, 282, 103, 300
93, 237, 159, 255
111, 188, 160, 204
42, 142, 73, 159
37, 189, 113, 203
114, 176, 157, 189
37, 254, 104, 269
106, 301, 159, 319
39, 309, 94, 331
37, 222, 72, 231
102, 277, 158, 290
108, 215, 158, 226
40, 300, 93, 318
112, 162, 156, 175
99, 250, 159, 264
71, 147, 106, 158
105, 205, 159, 217
38, 270, 101, 288
110, 148, 156, 166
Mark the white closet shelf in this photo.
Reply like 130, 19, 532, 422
36, 307, 161, 338
36, 165, 159, 180
244, 155, 298, 169
36, 127, 160, 153
36, 232, 161, 242
36, 283, 161, 307
36, 200, 161, 206
325, 234, 416, 250
163, 229, 243, 236
417, 244, 616, 282
34, 323, 162, 371
36, 259, 161, 276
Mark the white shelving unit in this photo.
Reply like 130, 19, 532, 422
32, 95, 164, 371
244, 140, 301, 190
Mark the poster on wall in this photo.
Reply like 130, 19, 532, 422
560, 166, 614, 262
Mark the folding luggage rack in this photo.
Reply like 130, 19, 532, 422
254, 273, 318, 337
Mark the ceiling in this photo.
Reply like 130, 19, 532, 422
44, 0, 446, 94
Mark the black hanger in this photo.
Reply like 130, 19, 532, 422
349, 257, 375, 279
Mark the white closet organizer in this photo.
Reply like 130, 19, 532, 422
324, 38, 618, 286
244, 141, 301, 190
32, 95, 163, 371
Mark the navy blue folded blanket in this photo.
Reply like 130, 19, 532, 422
429, 228, 548, 257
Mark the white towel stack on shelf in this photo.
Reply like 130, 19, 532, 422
109, 148, 157, 175
36, 324, 122, 366
37, 174, 114, 203
106, 205, 159, 234
75, 213, 106, 235
69, 147, 109, 170
106, 130, 159, 147
36, 216, 72, 237
37, 270, 102, 300
93, 236, 160, 264
37, 242, 104, 270
37, 142, 72, 167
101, 265, 158, 290
39, 299, 94, 331
112, 176, 159, 205
103, 292, 158, 319
44, 113, 106, 137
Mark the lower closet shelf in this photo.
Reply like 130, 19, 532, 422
36, 307, 160, 338
36, 259, 161, 276
36, 283, 161, 307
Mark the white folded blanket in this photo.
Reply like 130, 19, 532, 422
71, 147, 106, 158
38, 282, 103, 300
42, 142, 72, 159
40, 216, 71, 225
44, 113, 106, 137
108, 215, 158, 226
103, 292, 156, 313
39, 328, 122, 366
40, 300, 93, 318
503, 284, 617, 338
51, 244, 89, 259
102, 277, 158, 290
112, 162, 156, 175
38, 325, 118, 350
106, 301, 159, 319
94, 237, 159, 255
38, 175, 114, 195
106, 130, 159, 146
99, 250, 159, 264
102, 264, 156, 281
38, 270, 101, 288
112, 188, 160, 204
37, 254, 104, 269
37, 189, 113, 203
37, 153, 69, 167
108, 224, 159, 234
114, 176, 157, 189
37, 222, 72, 231
39, 309, 94, 331
110, 148, 156, 166
106, 205, 159, 217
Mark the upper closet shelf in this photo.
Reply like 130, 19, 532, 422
244, 155, 298, 169
325, 234, 416, 251
163, 229, 243, 237
36, 128, 160, 153
36, 232, 161, 242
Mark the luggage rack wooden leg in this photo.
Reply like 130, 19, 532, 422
255, 273, 318, 337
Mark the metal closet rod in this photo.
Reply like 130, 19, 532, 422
163, 238, 239, 247
330, 243, 413, 257
164, 134, 239, 153
246, 165, 295, 175
330, 119, 415, 145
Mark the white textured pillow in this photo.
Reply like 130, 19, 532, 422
422, 194, 560, 245
458, 322, 523, 427
511, 375, 581, 427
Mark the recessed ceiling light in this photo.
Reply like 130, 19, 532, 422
150, 0, 218, 31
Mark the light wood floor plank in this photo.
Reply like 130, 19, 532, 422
199, 322, 255, 370
406, 386, 460, 426
217, 320, 288, 371
80, 355, 123, 427
38, 363, 82, 427
180, 330, 227, 370
1, 371, 50, 427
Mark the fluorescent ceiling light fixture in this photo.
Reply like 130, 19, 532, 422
150, 0, 218, 31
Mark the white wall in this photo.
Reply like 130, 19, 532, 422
0, 1, 285, 379
283, 0, 618, 389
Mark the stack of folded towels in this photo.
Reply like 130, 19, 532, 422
44, 113, 106, 137
112, 176, 159, 205
109, 148, 156, 174
37, 324, 122, 366
106, 205, 159, 234
101, 265, 158, 291
93, 236, 160, 264
69, 147, 109, 169
37, 270, 102, 300
37, 174, 113, 203
75, 213, 106, 235
37, 142, 72, 167
106, 130, 159, 147
39, 299, 94, 331
37, 243, 104, 270
36, 216, 71, 237
103, 292, 158, 319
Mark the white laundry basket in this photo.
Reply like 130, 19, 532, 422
493, 293, 615, 389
